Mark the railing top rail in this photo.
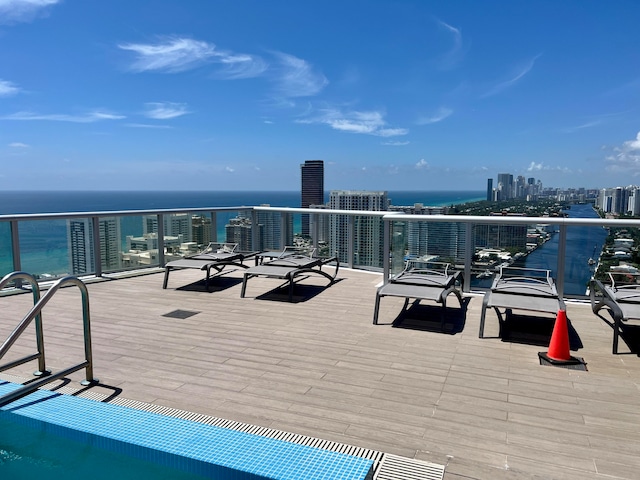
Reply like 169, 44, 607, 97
253, 206, 397, 217
381, 213, 640, 227
0, 206, 253, 222
3, 203, 639, 227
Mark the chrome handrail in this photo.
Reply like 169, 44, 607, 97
0, 275, 96, 407
0, 271, 46, 375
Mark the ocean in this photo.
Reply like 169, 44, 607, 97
0, 190, 485, 215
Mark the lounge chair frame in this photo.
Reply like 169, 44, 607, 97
163, 243, 257, 291
479, 266, 565, 338
240, 253, 339, 302
590, 272, 640, 354
373, 261, 463, 329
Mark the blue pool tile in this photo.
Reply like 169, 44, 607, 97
0, 381, 373, 480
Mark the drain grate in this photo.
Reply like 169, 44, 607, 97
162, 309, 200, 319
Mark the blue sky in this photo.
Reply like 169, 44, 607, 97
1, 0, 639, 192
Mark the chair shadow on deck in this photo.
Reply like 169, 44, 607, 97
391, 297, 470, 335
498, 312, 584, 350
592, 311, 640, 355
255, 278, 345, 304
176, 276, 243, 293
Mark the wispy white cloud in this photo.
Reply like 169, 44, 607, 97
119, 36, 267, 78
143, 102, 190, 119
563, 111, 628, 133
415, 159, 429, 169
119, 37, 216, 73
607, 131, 640, 173
297, 108, 408, 137
527, 161, 543, 171
271, 52, 328, 98
381, 140, 410, 146
416, 107, 453, 125
216, 53, 268, 80
481, 54, 542, 98
0, 0, 59, 24
0, 79, 20, 96
225, 166, 235, 173
527, 161, 571, 173
436, 19, 465, 69
0, 110, 125, 123
563, 120, 602, 133
8, 142, 29, 148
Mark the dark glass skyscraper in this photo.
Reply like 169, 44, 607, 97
300, 160, 324, 236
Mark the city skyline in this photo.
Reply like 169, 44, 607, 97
1, 1, 639, 192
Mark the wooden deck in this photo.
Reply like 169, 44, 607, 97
1, 267, 640, 479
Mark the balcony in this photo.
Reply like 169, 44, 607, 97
2, 205, 640, 479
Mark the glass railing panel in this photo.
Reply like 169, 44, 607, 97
562, 224, 608, 297
592, 224, 639, 291
472, 221, 530, 290
20, 219, 70, 279
352, 215, 385, 270
119, 214, 150, 271
0, 222, 13, 277
391, 220, 406, 275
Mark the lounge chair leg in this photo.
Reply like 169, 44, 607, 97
240, 274, 249, 298
373, 293, 382, 325
163, 268, 170, 289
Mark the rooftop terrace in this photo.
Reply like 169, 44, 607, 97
1, 266, 640, 479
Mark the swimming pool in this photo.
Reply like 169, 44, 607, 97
0, 413, 208, 479
0, 381, 374, 479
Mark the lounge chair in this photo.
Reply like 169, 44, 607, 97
253, 245, 317, 266
240, 250, 339, 302
163, 243, 258, 290
590, 272, 640, 354
373, 260, 463, 329
479, 266, 565, 338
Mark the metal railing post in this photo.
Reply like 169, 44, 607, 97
210, 212, 217, 243
311, 213, 319, 252
251, 209, 259, 251
91, 216, 102, 277
383, 217, 391, 284
464, 223, 473, 293
281, 212, 288, 250
157, 213, 165, 266
348, 215, 355, 269
9, 220, 21, 287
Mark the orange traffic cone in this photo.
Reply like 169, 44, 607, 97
538, 310, 584, 366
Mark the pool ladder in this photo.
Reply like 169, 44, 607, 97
0, 272, 97, 407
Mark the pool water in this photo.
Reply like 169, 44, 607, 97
0, 415, 208, 480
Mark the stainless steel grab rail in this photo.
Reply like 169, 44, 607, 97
0, 271, 47, 376
0, 275, 97, 407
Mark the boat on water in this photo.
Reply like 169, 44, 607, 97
588, 245, 598, 265
476, 269, 493, 279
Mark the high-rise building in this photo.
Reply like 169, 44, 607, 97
67, 217, 122, 275
143, 213, 193, 243
225, 216, 263, 251
497, 173, 514, 200
256, 205, 293, 250
486, 179, 493, 201
300, 160, 324, 236
191, 215, 212, 248
329, 190, 388, 268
